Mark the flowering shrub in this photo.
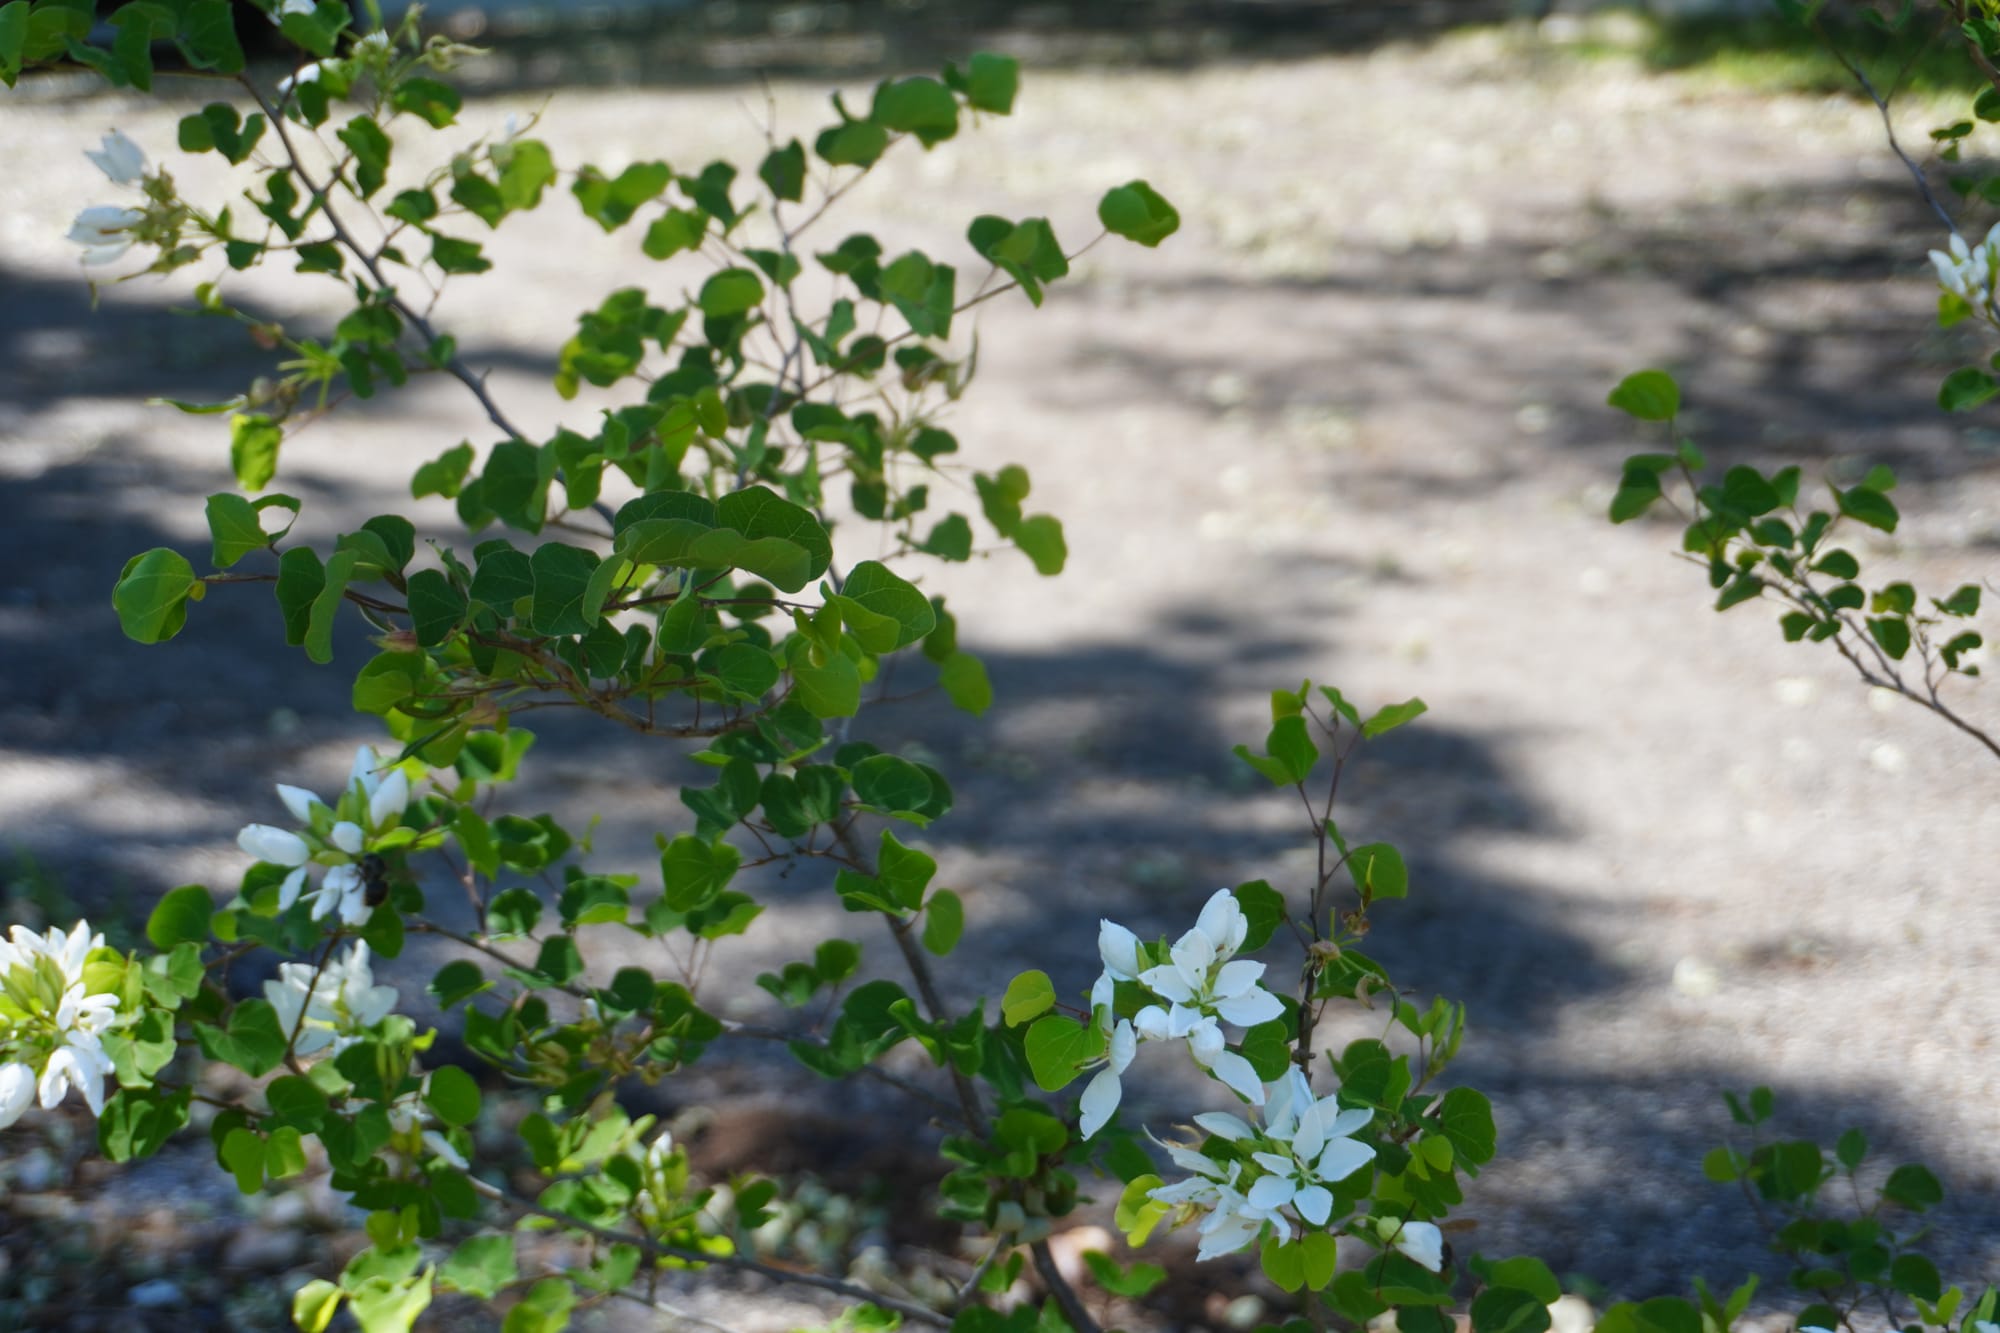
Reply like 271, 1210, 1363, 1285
7, 1, 1998, 1332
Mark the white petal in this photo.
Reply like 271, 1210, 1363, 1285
1293, 1185, 1333, 1226
1078, 1068, 1122, 1139
0, 1062, 36, 1128
1212, 986, 1284, 1028
1163, 1140, 1226, 1177
1194, 888, 1242, 954
1089, 970, 1115, 1017
338, 882, 372, 925
350, 745, 382, 795
1097, 920, 1141, 979
1394, 1221, 1445, 1272
423, 1130, 469, 1170
1325, 1106, 1374, 1139
1210, 958, 1267, 999
276, 784, 324, 822
1107, 1019, 1137, 1075
330, 821, 365, 855
85, 130, 148, 186
37, 1048, 80, 1110
1186, 1019, 1225, 1065
1195, 1210, 1262, 1260
1191, 1110, 1257, 1142
1138, 963, 1195, 1004
1250, 1151, 1295, 1175
1314, 1136, 1377, 1183
369, 770, 410, 826
1166, 930, 1216, 985
1207, 1049, 1266, 1105
276, 866, 308, 912
1150, 1176, 1224, 1207
1246, 1174, 1295, 1211
1132, 1005, 1172, 1041
238, 824, 310, 866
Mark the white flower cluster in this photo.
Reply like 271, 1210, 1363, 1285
68, 130, 151, 267
237, 746, 413, 926
0, 922, 122, 1127
626, 1126, 682, 1230
1080, 888, 1285, 1139
1930, 224, 2000, 324
264, 940, 399, 1056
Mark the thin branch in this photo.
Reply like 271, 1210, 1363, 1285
465, 1175, 952, 1327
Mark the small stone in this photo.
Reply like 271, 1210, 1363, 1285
128, 1279, 184, 1309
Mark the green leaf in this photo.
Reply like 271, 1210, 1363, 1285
922, 887, 964, 955
487, 887, 541, 937
229, 413, 283, 492
498, 139, 557, 211
431, 234, 492, 275
528, 542, 600, 637
1940, 366, 2000, 412
98, 1085, 192, 1163
816, 117, 889, 167
1883, 1162, 1943, 1210
1263, 1236, 1306, 1293
1836, 485, 1900, 533
1437, 1086, 1496, 1166
790, 650, 861, 718
758, 138, 807, 202
1472, 1287, 1554, 1333
851, 754, 933, 815
1097, 180, 1180, 247
1014, 514, 1067, 575
424, 1064, 481, 1128
440, 1234, 517, 1300
1608, 370, 1680, 421
1477, 1256, 1563, 1306
961, 52, 1018, 113
204, 492, 297, 568
502, 1277, 575, 1333
391, 76, 461, 127
660, 834, 741, 912
832, 560, 936, 652
1240, 1018, 1292, 1081
113, 548, 197, 644
571, 161, 672, 231
1003, 970, 1055, 1026
699, 267, 766, 319
938, 651, 992, 716
1363, 697, 1427, 738
290, 1279, 343, 1333
1024, 1013, 1102, 1092
146, 884, 212, 949
873, 75, 959, 144
304, 549, 358, 665
1867, 616, 1912, 660
1232, 880, 1287, 952
407, 569, 468, 647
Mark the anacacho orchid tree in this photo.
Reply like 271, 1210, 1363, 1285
10, 3, 1997, 1333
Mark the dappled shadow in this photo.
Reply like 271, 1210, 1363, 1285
1069, 168, 2000, 507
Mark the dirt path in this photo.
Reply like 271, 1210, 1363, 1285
3, 26, 1998, 1329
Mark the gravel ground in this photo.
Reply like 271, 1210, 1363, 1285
2, 20, 1999, 1330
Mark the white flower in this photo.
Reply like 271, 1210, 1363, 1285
354, 30, 390, 55
1077, 1018, 1137, 1139
1376, 1216, 1445, 1272
1245, 1069, 1376, 1226
84, 130, 147, 187
1195, 1185, 1290, 1260
241, 746, 414, 920
66, 205, 145, 266
303, 863, 371, 926
422, 1129, 468, 1169
276, 60, 328, 96
1929, 223, 2000, 320
264, 941, 399, 1056
1098, 920, 1142, 981
38, 1043, 109, 1116
0, 1063, 35, 1129
272, 0, 315, 21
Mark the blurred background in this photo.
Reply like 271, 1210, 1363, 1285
4, 0, 2000, 1328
